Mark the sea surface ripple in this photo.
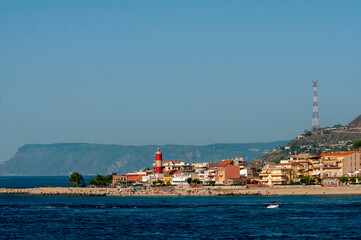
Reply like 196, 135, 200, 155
1, 194, 361, 239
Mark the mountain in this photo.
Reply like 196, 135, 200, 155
348, 115, 361, 128
0, 141, 289, 176
250, 114, 361, 168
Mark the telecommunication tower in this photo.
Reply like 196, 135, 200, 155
311, 80, 320, 131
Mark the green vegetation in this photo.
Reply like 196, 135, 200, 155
339, 176, 349, 183
68, 172, 85, 187
353, 140, 361, 151
317, 178, 323, 184
350, 177, 357, 183
192, 179, 201, 184
152, 180, 165, 186
251, 115, 361, 168
304, 131, 312, 137
186, 177, 193, 184
209, 181, 215, 186
89, 173, 116, 187
300, 176, 315, 185
185, 177, 201, 185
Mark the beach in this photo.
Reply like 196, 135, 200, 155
2, 185, 361, 196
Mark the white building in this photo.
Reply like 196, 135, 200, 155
171, 172, 199, 186
153, 160, 194, 172
239, 169, 253, 179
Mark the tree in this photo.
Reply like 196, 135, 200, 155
339, 176, 349, 183
317, 178, 323, 184
353, 140, 361, 151
300, 176, 315, 185
209, 181, 215, 186
304, 131, 312, 137
69, 172, 85, 187
89, 173, 114, 187
186, 177, 193, 184
166, 181, 171, 186
192, 179, 201, 184
350, 177, 357, 183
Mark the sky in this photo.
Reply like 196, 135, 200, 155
1, 1, 361, 161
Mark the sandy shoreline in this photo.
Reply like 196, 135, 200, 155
2, 185, 361, 197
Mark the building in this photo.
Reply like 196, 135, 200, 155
154, 160, 193, 172
289, 153, 310, 161
112, 174, 127, 185
204, 168, 217, 184
192, 163, 209, 183
163, 170, 182, 185
233, 157, 247, 169
309, 151, 361, 184
112, 171, 150, 185
259, 162, 305, 185
239, 168, 254, 179
171, 172, 199, 186
215, 161, 240, 184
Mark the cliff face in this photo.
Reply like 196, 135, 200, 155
250, 114, 361, 168
0, 141, 288, 176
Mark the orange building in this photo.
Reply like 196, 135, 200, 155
215, 161, 240, 184
112, 171, 148, 185
309, 151, 361, 183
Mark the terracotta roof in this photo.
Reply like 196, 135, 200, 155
162, 160, 182, 164
164, 170, 182, 175
312, 151, 360, 158
220, 160, 233, 164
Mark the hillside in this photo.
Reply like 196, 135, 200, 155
250, 114, 361, 168
0, 141, 288, 176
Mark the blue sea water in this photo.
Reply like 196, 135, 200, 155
0, 176, 94, 188
1, 177, 361, 239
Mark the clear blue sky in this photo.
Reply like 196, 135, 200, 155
1, 1, 361, 161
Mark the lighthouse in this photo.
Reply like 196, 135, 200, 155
155, 147, 163, 173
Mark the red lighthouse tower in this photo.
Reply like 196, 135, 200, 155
155, 147, 163, 174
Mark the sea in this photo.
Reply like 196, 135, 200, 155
1, 177, 361, 239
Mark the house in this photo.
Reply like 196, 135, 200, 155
112, 170, 151, 185
163, 170, 183, 185
215, 161, 240, 184
233, 157, 247, 169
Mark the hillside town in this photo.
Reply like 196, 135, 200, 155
112, 147, 361, 187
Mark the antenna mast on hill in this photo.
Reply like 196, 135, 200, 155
312, 80, 320, 131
